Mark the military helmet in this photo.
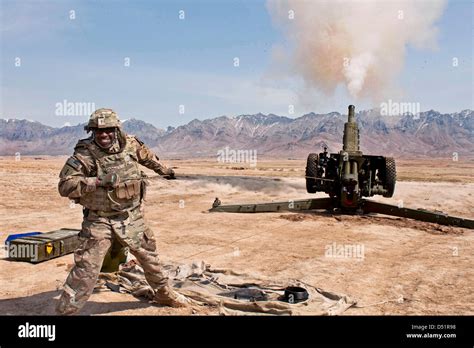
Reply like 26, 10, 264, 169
85, 108, 121, 131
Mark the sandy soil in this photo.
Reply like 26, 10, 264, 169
0, 156, 472, 315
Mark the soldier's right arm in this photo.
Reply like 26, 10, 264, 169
58, 146, 97, 199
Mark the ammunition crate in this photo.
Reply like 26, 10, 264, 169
5, 228, 81, 263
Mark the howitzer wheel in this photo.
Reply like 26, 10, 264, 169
383, 157, 396, 197
305, 153, 319, 193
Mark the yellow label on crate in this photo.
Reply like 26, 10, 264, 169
45, 243, 53, 255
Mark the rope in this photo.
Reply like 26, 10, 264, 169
353, 296, 420, 308
177, 220, 295, 263
304, 176, 335, 182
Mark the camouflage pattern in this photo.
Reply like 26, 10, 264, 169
56, 109, 183, 315
85, 108, 121, 131
56, 207, 168, 315
58, 135, 174, 208
76, 136, 143, 212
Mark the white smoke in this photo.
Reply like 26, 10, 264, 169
267, 0, 447, 101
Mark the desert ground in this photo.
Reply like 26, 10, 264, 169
0, 156, 473, 315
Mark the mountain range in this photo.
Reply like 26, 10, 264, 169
1, 109, 473, 159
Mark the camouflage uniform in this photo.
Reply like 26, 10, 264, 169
56, 109, 187, 315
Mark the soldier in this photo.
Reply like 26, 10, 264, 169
56, 108, 190, 315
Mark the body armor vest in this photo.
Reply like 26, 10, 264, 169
79, 138, 146, 212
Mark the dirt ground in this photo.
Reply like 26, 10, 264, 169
0, 156, 472, 315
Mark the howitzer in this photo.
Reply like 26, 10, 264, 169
210, 105, 474, 230
305, 104, 395, 208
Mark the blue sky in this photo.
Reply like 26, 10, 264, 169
1, 0, 472, 128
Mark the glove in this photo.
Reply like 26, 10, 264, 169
97, 172, 120, 188
162, 168, 176, 180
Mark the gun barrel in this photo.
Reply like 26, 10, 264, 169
348, 104, 355, 122
343, 104, 360, 154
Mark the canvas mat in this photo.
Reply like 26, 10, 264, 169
97, 260, 357, 315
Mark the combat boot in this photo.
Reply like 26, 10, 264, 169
56, 285, 82, 315
154, 285, 192, 308
56, 300, 80, 316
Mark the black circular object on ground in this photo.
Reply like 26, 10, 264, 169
284, 286, 309, 303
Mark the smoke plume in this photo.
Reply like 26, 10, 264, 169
267, 0, 447, 101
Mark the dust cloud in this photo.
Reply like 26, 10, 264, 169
267, 0, 446, 101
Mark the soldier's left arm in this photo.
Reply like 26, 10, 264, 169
132, 137, 175, 178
